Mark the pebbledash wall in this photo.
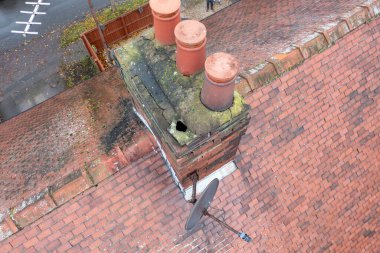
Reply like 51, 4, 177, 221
0, 3, 379, 253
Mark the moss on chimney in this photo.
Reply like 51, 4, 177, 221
114, 28, 247, 146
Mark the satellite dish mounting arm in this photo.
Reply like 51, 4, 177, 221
203, 210, 252, 242
185, 178, 252, 243
187, 172, 199, 204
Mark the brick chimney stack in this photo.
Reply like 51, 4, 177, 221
115, 23, 249, 196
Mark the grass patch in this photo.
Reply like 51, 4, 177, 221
61, 56, 98, 88
60, 0, 148, 48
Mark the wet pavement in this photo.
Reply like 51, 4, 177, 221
0, 0, 117, 51
0, 0, 120, 121
0, 31, 82, 121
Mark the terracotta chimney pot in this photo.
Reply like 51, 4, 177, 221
175, 20, 207, 75
149, 0, 181, 45
201, 52, 239, 111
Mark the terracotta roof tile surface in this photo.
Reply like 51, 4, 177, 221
204, 0, 364, 69
1, 14, 379, 252
0, 68, 145, 209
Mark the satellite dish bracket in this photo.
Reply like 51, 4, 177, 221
187, 172, 199, 204
204, 210, 252, 243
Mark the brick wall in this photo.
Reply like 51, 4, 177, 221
0, 7, 379, 253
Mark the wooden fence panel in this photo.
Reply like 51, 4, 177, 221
81, 3, 153, 71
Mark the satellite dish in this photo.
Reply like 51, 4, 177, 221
185, 178, 219, 230
185, 178, 252, 243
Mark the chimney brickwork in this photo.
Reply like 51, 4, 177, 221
115, 29, 250, 189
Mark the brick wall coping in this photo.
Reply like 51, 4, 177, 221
1, 0, 379, 243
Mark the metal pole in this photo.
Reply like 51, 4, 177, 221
204, 210, 252, 242
204, 210, 240, 235
87, 0, 111, 62
188, 173, 199, 204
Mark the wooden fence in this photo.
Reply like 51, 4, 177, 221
81, 4, 153, 71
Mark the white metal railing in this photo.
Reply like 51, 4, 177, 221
11, 0, 50, 36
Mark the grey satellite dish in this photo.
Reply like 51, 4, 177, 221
185, 178, 252, 242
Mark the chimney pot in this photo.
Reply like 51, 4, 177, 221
174, 20, 207, 75
201, 52, 239, 111
149, 0, 181, 45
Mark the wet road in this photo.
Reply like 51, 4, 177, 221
0, 0, 115, 51
0, 0, 118, 121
